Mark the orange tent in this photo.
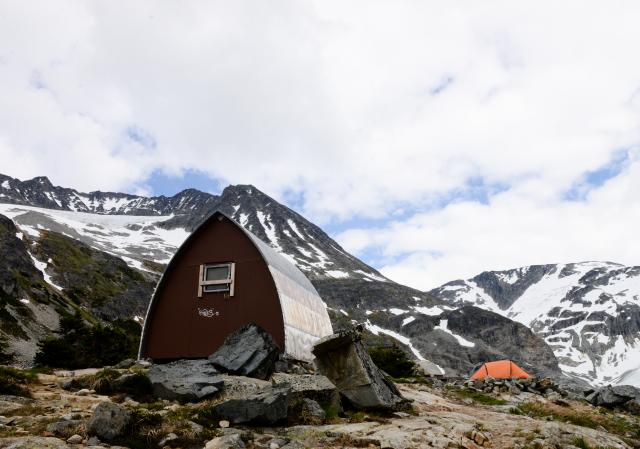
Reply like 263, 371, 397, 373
470, 360, 530, 380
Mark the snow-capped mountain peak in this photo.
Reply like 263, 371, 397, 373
431, 262, 640, 387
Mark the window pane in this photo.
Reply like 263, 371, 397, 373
205, 265, 230, 281
203, 284, 230, 293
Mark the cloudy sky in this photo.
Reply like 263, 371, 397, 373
1, 1, 640, 289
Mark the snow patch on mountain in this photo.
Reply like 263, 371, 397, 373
0, 203, 189, 266
365, 320, 426, 361
434, 319, 475, 347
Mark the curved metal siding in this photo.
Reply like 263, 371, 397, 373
245, 232, 334, 361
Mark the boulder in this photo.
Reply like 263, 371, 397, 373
415, 359, 444, 377
204, 433, 246, 449
46, 419, 83, 437
148, 359, 224, 402
209, 324, 279, 380
586, 385, 640, 407
271, 373, 341, 411
212, 385, 290, 425
219, 374, 271, 399
0, 395, 34, 415
312, 327, 406, 410
86, 401, 131, 441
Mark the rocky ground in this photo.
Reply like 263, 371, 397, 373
1, 366, 638, 449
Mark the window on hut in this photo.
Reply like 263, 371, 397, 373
198, 262, 235, 297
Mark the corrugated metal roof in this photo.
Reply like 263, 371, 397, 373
236, 216, 333, 361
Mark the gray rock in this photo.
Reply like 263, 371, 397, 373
274, 357, 315, 375
148, 359, 224, 402
66, 434, 83, 444
586, 384, 640, 407
0, 395, 35, 415
86, 436, 101, 446
204, 433, 246, 449
209, 324, 279, 380
271, 373, 341, 411
300, 398, 326, 422
158, 432, 178, 446
312, 327, 406, 410
213, 385, 290, 425
46, 419, 83, 436
0, 436, 72, 448
114, 358, 136, 369
86, 401, 131, 441
57, 378, 80, 391
75, 388, 93, 396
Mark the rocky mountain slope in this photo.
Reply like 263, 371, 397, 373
430, 262, 640, 387
0, 174, 562, 381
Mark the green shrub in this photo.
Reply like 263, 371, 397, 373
368, 344, 416, 378
572, 437, 590, 449
34, 313, 141, 369
0, 366, 36, 397
445, 386, 508, 406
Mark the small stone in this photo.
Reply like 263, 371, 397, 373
472, 430, 489, 446
75, 388, 93, 396
269, 443, 280, 449
67, 434, 83, 444
114, 358, 136, 369
186, 420, 204, 433
393, 411, 410, 418
219, 420, 230, 428
205, 433, 246, 449
87, 401, 131, 441
299, 398, 325, 423
158, 433, 178, 446
87, 436, 101, 446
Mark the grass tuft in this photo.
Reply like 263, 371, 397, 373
0, 366, 37, 397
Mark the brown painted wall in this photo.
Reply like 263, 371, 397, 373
142, 215, 285, 359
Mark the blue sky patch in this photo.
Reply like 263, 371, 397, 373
564, 150, 630, 201
146, 169, 223, 197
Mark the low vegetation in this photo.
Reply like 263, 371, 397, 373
34, 230, 152, 308
445, 386, 508, 406
512, 401, 640, 444
34, 313, 141, 369
0, 366, 37, 397
368, 344, 416, 378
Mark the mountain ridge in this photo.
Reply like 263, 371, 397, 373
0, 174, 566, 384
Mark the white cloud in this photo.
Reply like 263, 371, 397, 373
1, 1, 640, 287
339, 150, 640, 289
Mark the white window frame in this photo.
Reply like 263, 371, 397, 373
198, 262, 235, 298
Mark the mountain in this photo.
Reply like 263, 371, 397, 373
430, 262, 640, 387
0, 174, 563, 382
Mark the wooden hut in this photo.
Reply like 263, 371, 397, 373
139, 211, 333, 362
